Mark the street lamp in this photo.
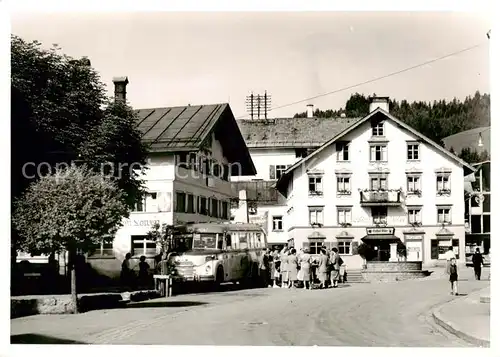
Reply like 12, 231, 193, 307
478, 132, 484, 148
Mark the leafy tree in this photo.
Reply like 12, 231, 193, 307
11, 35, 149, 269
12, 166, 129, 312
458, 147, 490, 164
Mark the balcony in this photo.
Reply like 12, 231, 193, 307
359, 189, 403, 207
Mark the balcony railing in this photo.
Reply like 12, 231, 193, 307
359, 190, 403, 206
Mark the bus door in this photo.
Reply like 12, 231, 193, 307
219, 232, 233, 282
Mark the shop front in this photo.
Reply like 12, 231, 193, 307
430, 226, 459, 262
361, 227, 402, 262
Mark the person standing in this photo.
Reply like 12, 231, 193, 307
121, 253, 133, 290
258, 248, 270, 287
287, 248, 299, 288
449, 258, 459, 295
330, 247, 342, 288
444, 246, 456, 275
317, 249, 329, 289
472, 248, 484, 280
138, 255, 151, 288
299, 248, 313, 290
280, 247, 289, 289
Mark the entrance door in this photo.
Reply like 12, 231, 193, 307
406, 241, 423, 262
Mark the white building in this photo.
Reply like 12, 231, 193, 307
86, 78, 256, 278
232, 106, 357, 247
275, 97, 475, 269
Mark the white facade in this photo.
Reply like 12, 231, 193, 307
280, 109, 469, 269
88, 133, 237, 278
231, 147, 306, 245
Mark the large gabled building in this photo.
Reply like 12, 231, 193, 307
275, 97, 475, 269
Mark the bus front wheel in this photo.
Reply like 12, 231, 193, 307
215, 266, 224, 290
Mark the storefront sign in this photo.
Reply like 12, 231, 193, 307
124, 219, 160, 227
405, 234, 424, 240
249, 211, 269, 234
366, 227, 395, 235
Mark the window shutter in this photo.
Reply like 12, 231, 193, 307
269, 165, 276, 180
302, 242, 310, 250
351, 241, 359, 255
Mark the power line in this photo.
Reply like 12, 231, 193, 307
236, 41, 487, 119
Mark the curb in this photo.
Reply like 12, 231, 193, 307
431, 297, 490, 347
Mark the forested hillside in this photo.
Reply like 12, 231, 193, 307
294, 92, 490, 146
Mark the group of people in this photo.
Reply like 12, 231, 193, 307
120, 253, 151, 289
259, 246, 344, 290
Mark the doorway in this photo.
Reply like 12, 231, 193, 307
406, 240, 423, 262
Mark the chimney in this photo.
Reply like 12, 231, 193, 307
369, 96, 390, 113
232, 190, 249, 223
112, 76, 129, 103
306, 104, 314, 118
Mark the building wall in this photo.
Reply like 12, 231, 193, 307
232, 147, 299, 181
88, 133, 237, 278
286, 118, 466, 268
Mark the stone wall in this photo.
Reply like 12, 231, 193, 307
365, 261, 422, 272
361, 261, 429, 282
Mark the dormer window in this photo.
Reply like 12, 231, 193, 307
372, 121, 384, 136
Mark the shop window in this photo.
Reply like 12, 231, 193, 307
186, 194, 195, 214
483, 194, 491, 213
471, 215, 482, 234
175, 192, 186, 213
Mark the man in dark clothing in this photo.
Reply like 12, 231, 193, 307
259, 249, 270, 287
472, 248, 484, 280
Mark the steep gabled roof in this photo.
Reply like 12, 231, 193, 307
135, 103, 256, 175
276, 108, 476, 195
237, 117, 360, 148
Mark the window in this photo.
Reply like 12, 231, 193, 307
308, 240, 325, 255
370, 145, 387, 162
483, 194, 491, 213
211, 198, 219, 218
222, 164, 229, 181
483, 215, 490, 233
212, 160, 220, 177
407, 143, 420, 160
176, 152, 188, 168
131, 235, 157, 257
372, 121, 384, 136
337, 207, 352, 225
221, 201, 229, 220
338, 241, 352, 255
336, 142, 349, 161
471, 215, 481, 234
309, 176, 323, 195
134, 195, 146, 212
272, 216, 283, 231
186, 194, 195, 214
372, 207, 387, 224
309, 206, 324, 225
295, 148, 308, 158
337, 176, 351, 194
88, 239, 114, 258
199, 196, 207, 215
437, 207, 451, 224
407, 207, 422, 224
269, 165, 288, 180
188, 152, 198, 170
407, 175, 421, 193
436, 174, 451, 193
203, 157, 211, 175
370, 177, 387, 191
175, 192, 186, 213
432, 239, 459, 260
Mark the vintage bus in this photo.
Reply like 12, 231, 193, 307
165, 222, 267, 286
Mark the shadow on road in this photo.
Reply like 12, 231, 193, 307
125, 301, 208, 309
11, 333, 85, 344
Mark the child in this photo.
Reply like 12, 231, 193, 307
449, 258, 458, 296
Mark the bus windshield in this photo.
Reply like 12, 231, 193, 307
172, 235, 193, 253
192, 233, 218, 249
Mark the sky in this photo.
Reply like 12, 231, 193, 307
11, 11, 491, 119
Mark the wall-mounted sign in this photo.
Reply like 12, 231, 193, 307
366, 227, 395, 235
249, 211, 269, 234
124, 219, 160, 227
404, 234, 424, 240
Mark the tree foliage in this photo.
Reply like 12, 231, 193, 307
11, 35, 150, 255
457, 147, 490, 164
12, 166, 129, 255
293, 91, 490, 144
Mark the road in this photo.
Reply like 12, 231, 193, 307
11, 268, 489, 346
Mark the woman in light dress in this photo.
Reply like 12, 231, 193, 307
280, 247, 289, 288
287, 248, 299, 288
298, 248, 313, 290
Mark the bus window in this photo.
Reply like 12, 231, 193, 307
225, 234, 232, 250
232, 233, 239, 250
193, 233, 218, 249
217, 234, 223, 250
249, 232, 255, 248
256, 233, 262, 248
239, 233, 248, 249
